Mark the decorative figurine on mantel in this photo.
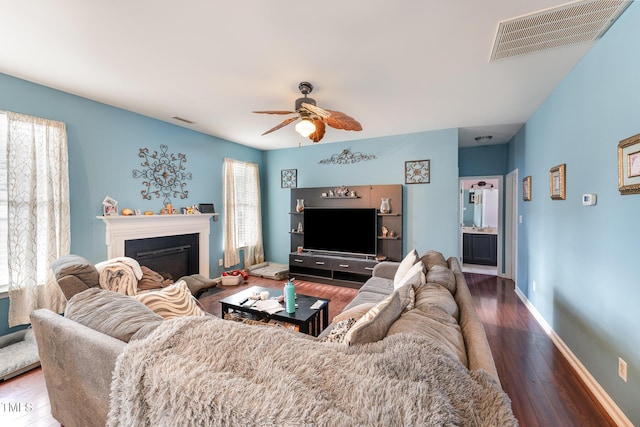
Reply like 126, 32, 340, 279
381, 226, 389, 237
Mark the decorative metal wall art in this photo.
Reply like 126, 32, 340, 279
319, 149, 377, 165
405, 159, 430, 184
132, 144, 192, 205
281, 169, 297, 188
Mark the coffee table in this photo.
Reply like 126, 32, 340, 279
220, 286, 330, 337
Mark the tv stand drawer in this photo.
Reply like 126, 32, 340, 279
331, 259, 376, 275
289, 254, 332, 270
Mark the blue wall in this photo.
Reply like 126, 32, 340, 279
459, 144, 508, 177
0, 72, 263, 334
263, 129, 461, 263
507, 2, 639, 423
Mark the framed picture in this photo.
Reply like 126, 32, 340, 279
405, 160, 430, 184
618, 133, 640, 195
549, 164, 566, 200
281, 169, 297, 188
522, 176, 532, 201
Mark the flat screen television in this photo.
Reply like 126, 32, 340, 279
303, 208, 377, 256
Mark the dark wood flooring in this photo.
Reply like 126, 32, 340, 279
0, 274, 616, 426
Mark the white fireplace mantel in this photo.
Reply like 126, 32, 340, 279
97, 213, 218, 277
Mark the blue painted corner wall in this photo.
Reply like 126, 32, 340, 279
507, 2, 640, 423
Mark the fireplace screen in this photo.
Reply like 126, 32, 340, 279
125, 233, 199, 280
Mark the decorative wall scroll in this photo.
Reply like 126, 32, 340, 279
405, 159, 430, 184
618, 133, 640, 195
319, 149, 377, 165
132, 144, 192, 205
281, 169, 297, 188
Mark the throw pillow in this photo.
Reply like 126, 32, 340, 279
65, 288, 164, 343
395, 282, 416, 313
134, 280, 207, 319
344, 291, 403, 346
395, 260, 425, 290
332, 303, 376, 324
320, 318, 358, 344
393, 249, 419, 286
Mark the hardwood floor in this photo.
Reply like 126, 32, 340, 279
0, 274, 616, 426
466, 273, 615, 427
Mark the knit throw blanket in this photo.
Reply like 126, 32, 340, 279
108, 317, 517, 427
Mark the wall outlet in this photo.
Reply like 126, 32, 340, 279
532, 281, 536, 292
618, 357, 627, 382
218, 258, 223, 267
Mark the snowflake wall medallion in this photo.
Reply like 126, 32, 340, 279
281, 169, 297, 188
405, 159, 430, 184
132, 144, 192, 204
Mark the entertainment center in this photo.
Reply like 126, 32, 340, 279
289, 184, 403, 287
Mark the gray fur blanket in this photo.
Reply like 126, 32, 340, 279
108, 316, 517, 426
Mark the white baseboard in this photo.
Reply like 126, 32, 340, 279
514, 286, 632, 427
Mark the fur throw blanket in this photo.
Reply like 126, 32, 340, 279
108, 316, 517, 427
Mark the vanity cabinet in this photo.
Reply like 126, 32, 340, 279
463, 233, 497, 266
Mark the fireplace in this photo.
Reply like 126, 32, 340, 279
98, 214, 217, 278
125, 233, 199, 280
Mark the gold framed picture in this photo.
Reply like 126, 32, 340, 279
618, 133, 640, 195
549, 164, 566, 200
522, 176, 532, 201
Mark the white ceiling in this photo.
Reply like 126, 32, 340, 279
0, 0, 615, 150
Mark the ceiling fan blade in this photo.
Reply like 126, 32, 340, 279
253, 110, 297, 115
300, 102, 331, 119
308, 119, 326, 143
324, 110, 363, 131
261, 116, 300, 136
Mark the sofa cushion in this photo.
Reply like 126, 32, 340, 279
387, 307, 467, 366
65, 288, 164, 343
393, 249, 418, 285
342, 290, 388, 312
52, 254, 101, 300
426, 265, 456, 294
358, 276, 394, 296
333, 303, 376, 324
420, 250, 448, 271
414, 283, 460, 321
344, 291, 403, 346
134, 280, 207, 319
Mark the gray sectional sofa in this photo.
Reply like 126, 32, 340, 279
31, 250, 512, 426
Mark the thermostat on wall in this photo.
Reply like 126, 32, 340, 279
582, 194, 597, 206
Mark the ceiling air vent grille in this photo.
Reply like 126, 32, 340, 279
490, 0, 632, 62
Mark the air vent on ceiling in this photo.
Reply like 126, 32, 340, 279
172, 116, 195, 124
490, 0, 632, 62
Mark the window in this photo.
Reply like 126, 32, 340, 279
1, 110, 69, 325
223, 158, 264, 268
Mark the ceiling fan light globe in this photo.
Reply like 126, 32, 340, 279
295, 119, 316, 137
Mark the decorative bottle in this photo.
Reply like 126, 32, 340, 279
296, 199, 305, 213
380, 198, 391, 214
285, 280, 296, 313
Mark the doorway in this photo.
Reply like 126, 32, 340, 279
459, 176, 502, 276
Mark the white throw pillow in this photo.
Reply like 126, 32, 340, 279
393, 249, 418, 286
395, 260, 425, 290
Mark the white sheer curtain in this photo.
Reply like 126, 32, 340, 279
1, 111, 69, 326
223, 158, 264, 268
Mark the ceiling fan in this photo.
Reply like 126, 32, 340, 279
253, 81, 362, 143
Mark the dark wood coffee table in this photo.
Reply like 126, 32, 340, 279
220, 285, 330, 337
